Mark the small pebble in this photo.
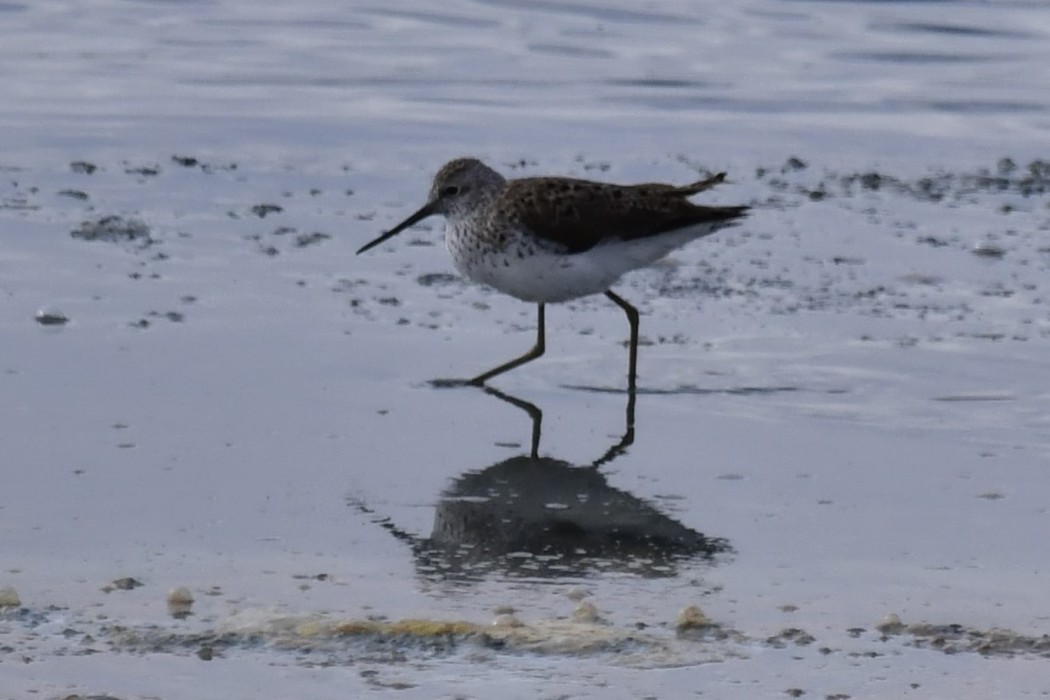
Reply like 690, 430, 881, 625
167, 586, 194, 606
876, 613, 905, 635
572, 601, 600, 623
167, 586, 195, 618
0, 585, 21, 608
972, 242, 1006, 259
35, 308, 69, 326
676, 605, 710, 630
492, 613, 523, 628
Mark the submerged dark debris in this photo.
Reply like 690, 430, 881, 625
760, 157, 1050, 203
884, 619, 1050, 658
35, 309, 69, 326
251, 203, 283, 218
294, 232, 330, 248
70, 160, 97, 175
71, 215, 153, 246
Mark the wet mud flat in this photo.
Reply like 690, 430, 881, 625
2, 153, 1049, 698
6, 153, 1048, 337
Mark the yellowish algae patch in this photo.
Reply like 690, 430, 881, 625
329, 619, 483, 637
197, 609, 741, 666
297, 614, 639, 654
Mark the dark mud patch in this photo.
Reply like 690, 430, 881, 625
123, 163, 161, 178
758, 156, 1050, 202
250, 226, 332, 255
70, 161, 97, 175
250, 203, 283, 218
763, 627, 817, 648
170, 154, 238, 172
71, 215, 153, 247
1, 179, 40, 211
293, 231, 330, 248
416, 272, 462, 288
127, 310, 186, 328
878, 616, 1050, 659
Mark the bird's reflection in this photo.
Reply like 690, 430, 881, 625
353, 387, 729, 582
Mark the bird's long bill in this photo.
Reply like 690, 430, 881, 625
355, 202, 436, 255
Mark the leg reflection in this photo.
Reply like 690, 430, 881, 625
482, 385, 542, 459
482, 385, 635, 467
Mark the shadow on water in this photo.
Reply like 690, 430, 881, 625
350, 387, 730, 583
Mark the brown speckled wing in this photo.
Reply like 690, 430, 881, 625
505, 175, 748, 254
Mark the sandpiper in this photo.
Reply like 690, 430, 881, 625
357, 158, 749, 389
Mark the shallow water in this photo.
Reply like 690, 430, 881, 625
2, 0, 1050, 698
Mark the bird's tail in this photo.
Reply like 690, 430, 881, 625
678, 172, 727, 196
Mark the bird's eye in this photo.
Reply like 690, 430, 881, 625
439, 185, 461, 197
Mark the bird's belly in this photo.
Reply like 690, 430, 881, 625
446, 232, 617, 304
445, 223, 714, 304
452, 247, 613, 303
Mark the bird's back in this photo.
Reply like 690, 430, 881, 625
499, 175, 748, 254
